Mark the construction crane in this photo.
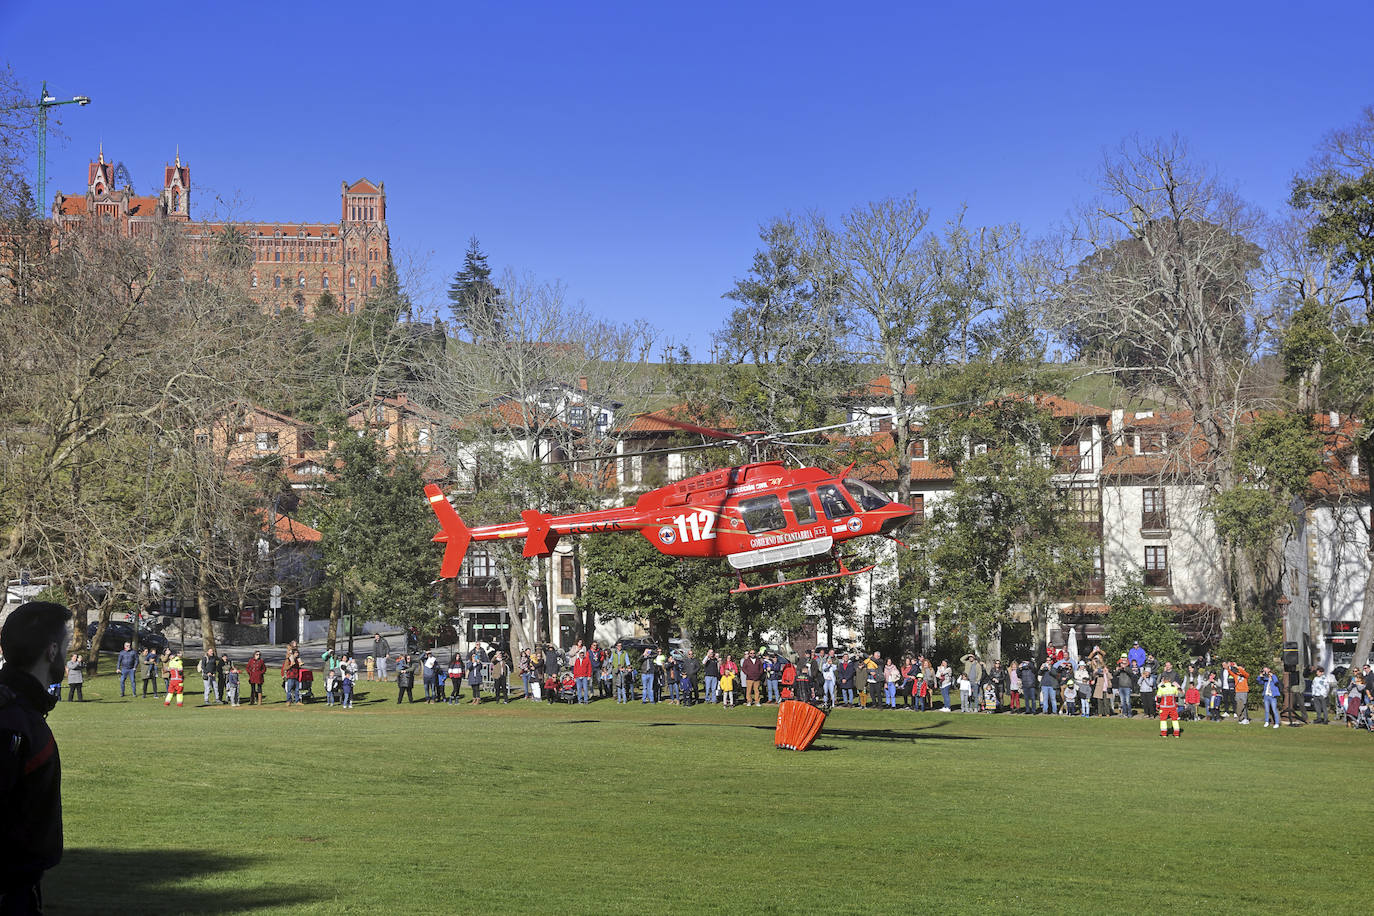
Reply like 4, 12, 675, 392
11, 81, 91, 217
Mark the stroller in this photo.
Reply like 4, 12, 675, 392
298, 668, 315, 703
1347, 692, 1374, 731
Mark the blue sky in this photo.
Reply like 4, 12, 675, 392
2, 1, 1368, 355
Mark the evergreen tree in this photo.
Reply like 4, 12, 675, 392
314, 429, 444, 645
447, 236, 504, 341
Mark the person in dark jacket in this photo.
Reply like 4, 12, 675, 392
0, 601, 72, 913
116, 642, 138, 698
1018, 660, 1037, 714
680, 651, 701, 706
395, 656, 415, 703
1115, 659, 1137, 717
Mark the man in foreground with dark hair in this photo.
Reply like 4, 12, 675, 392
0, 600, 72, 914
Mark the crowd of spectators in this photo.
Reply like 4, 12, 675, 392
10, 631, 1373, 727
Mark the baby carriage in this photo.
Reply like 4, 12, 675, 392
1348, 693, 1374, 731
544, 673, 577, 703
298, 667, 315, 702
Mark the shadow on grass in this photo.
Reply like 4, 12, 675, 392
638, 718, 982, 742
48, 849, 317, 914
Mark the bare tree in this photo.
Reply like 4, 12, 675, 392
420, 268, 659, 650
1049, 135, 1274, 620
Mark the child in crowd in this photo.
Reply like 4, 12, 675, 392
914, 674, 928, 711
341, 664, 354, 708
1206, 681, 1222, 721
1183, 682, 1201, 721
365, 655, 376, 681
957, 673, 972, 712
324, 667, 338, 707
720, 668, 736, 707
447, 656, 465, 704
982, 679, 998, 713
226, 663, 240, 707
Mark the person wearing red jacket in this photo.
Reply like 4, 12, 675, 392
244, 651, 267, 706
572, 648, 593, 704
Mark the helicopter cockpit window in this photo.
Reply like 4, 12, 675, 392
740, 495, 788, 534
844, 478, 890, 512
788, 489, 817, 524
816, 484, 853, 520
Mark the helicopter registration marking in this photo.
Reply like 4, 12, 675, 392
664, 509, 717, 544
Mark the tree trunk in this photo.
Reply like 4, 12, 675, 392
1235, 548, 1263, 623
1351, 553, 1374, 669
196, 562, 216, 655
86, 595, 115, 675
327, 588, 342, 653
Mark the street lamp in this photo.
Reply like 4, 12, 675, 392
11, 81, 92, 217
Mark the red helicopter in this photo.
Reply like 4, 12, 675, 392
424, 416, 915, 594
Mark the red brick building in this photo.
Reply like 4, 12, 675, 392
51, 149, 391, 316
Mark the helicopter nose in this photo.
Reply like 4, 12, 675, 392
878, 502, 915, 536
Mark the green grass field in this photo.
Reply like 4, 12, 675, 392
42, 673, 1374, 914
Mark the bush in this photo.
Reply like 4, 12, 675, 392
1101, 576, 1185, 668
1216, 620, 1281, 680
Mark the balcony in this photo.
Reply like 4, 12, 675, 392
1077, 578, 1106, 597
1055, 453, 1095, 474
1142, 568, 1171, 589
453, 580, 506, 607
1140, 511, 1169, 533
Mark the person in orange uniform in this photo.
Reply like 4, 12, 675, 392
163, 655, 184, 707
1156, 678, 1181, 737
1226, 662, 1250, 724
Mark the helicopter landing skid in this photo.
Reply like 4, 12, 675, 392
730, 556, 875, 595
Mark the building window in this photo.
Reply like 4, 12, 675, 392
1141, 488, 1167, 530
274, 251, 280, 262
251, 275, 258, 288
369, 274, 378, 288
560, 556, 576, 596
568, 406, 587, 426
255, 431, 279, 452
348, 273, 356, 287
1144, 546, 1169, 588
1136, 432, 1165, 455
299, 251, 305, 262
194, 433, 209, 449
298, 273, 306, 288
417, 427, 431, 450
1065, 486, 1102, 528
273, 275, 281, 289
322, 274, 330, 288
910, 438, 927, 460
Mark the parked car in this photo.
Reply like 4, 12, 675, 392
85, 621, 169, 652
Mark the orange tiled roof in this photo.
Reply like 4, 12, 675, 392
620, 404, 737, 435
261, 511, 321, 544
1310, 413, 1368, 500
1033, 394, 1110, 418
126, 196, 160, 217
57, 196, 87, 216
849, 375, 919, 400
347, 178, 381, 194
